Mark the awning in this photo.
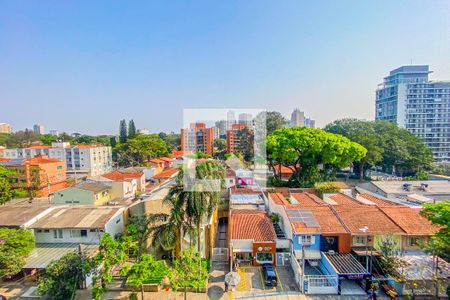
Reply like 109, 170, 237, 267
294, 249, 321, 260
24, 243, 98, 269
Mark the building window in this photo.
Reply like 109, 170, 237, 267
80, 230, 88, 237
53, 229, 63, 238
70, 230, 81, 237
57, 166, 62, 170
299, 235, 315, 245
256, 252, 273, 264
408, 237, 421, 247
353, 236, 367, 246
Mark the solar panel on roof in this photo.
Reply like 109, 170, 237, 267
286, 209, 319, 228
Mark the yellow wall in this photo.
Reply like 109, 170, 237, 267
94, 190, 111, 205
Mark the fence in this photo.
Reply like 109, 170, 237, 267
212, 247, 229, 262
304, 275, 339, 294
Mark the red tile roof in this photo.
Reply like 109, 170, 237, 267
22, 156, 63, 165
334, 206, 404, 235
309, 206, 348, 234
357, 193, 401, 207
268, 193, 290, 205
230, 187, 261, 195
379, 207, 439, 235
152, 168, 179, 179
102, 170, 143, 181
290, 193, 325, 207
25, 145, 51, 149
230, 210, 276, 242
0, 158, 12, 162
329, 193, 365, 206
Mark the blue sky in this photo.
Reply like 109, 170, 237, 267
1, 0, 449, 135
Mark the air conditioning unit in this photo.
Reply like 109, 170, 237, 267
328, 250, 336, 255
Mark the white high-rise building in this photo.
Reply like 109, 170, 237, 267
33, 124, 45, 135
137, 128, 149, 135
290, 109, 315, 128
49, 130, 60, 136
376, 65, 450, 163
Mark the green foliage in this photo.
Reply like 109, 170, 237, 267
190, 151, 212, 159
5, 129, 39, 148
0, 228, 35, 277
326, 119, 433, 177
404, 170, 429, 181
270, 213, 280, 223
128, 120, 137, 139
169, 248, 208, 291
267, 126, 367, 187
214, 138, 226, 152
314, 182, 340, 198
116, 134, 168, 167
159, 132, 181, 152
236, 127, 254, 162
0, 132, 10, 146
119, 119, 128, 143
377, 235, 406, 278
0, 165, 15, 204
39, 134, 57, 145
256, 111, 287, 135
129, 293, 138, 300
127, 254, 168, 285
421, 200, 450, 260
38, 252, 92, 299
125, 214, 156, 259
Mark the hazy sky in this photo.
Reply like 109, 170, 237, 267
1, 0, 449, 135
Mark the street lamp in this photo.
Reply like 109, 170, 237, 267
359, 226, 369, 272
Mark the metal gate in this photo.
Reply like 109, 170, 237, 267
212, 248, 229, 262
276, 252, 291, 266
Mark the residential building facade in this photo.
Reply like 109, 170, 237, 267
0, 155, 67, 197
180, 123, 214, 156
0, 122, 12, 134
226, 123, 253, 154
376, 65, 450, 163
3, 142, 112, 176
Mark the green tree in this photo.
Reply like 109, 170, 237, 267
0, 228, 35, 277
267, 127, 366, 187
0, 165, 15, 205
128, 120, 137, 139
39, 134, 57, 145
6, 129, 39, 148
169, 248, 208, 299
116, 134, 168, 167
256, 111, 287, 135
325, 119, 384, 181
214, 138, 226, 152
159, 132, 181, 152
92, 233, 127, 300
58, 132, 74, 143
126, 254, 168, 299
236, 127, 254, 162
421, 200, 450, 260
126, 214, 155, 260
119, 119, 128, 143
0, 133, 10, 146
38, 251, 92, 299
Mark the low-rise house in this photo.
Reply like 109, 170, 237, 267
235, 169, 254, 186
229, 210, 277, 267
103, 168, 146, 192
53, 181, 111, 205
0, 205, 54, 229
151, 168, 179, 183
230, 187, 265, 210
272, 164, 295, 180
1, 155, 67, 197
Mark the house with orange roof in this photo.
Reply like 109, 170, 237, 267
272, 164, 296, 179
229, 210, 277, 267
1, 155, 67, 197
151, 168, 179, 183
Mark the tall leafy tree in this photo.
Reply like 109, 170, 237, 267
0, 228, 35, 277
115, 134, 168, 167
325, 119, 383, 181
5, 129, 39, 148
0, 165, 15, 205
119, 119, 128, 143
169, 248, 209, 299
236, 127, 254, 162
421, 200, 450, 260
267, 127, 367, 187
38, 252, 92, 300
128, 119, 137, 139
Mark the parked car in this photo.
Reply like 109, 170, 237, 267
262, 263, 278, 287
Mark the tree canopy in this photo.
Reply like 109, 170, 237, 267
421, 200, 450, 260
115, 134, 168, 167
0, 165, 15, 205
128, 119, 137, 139
325, 119, 433, 177
0, 228, 35, 277
267, 126, 366, 187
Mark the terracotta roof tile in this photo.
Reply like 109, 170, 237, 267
230, 210, 276, 242
334, 206, 404, 235
329, 193, 365, 206
357, 193, 402, 207
230, 187, 261, 195
152, 168, 179, 179
268, 193, 289, 205
102, 170, 143, 181
379, 207, 439, 235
